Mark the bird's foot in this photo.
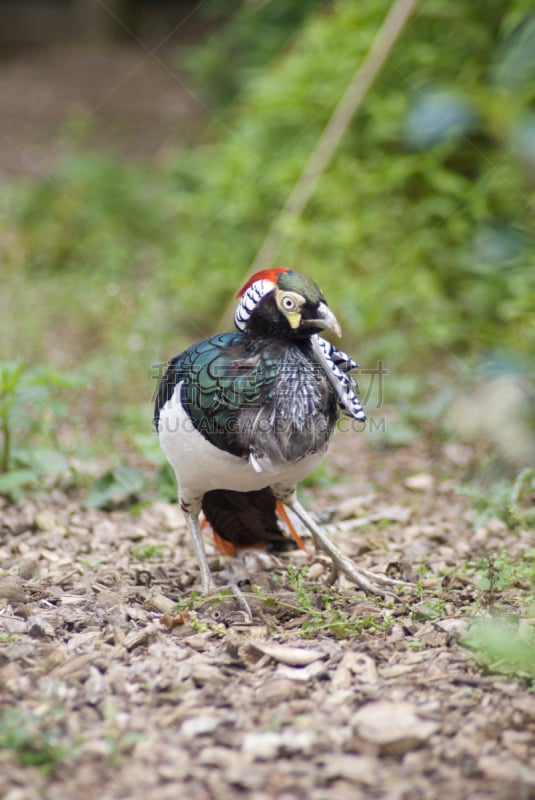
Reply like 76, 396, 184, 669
195, 581, 254, 624
228, 582, 254, 622
321, 551, 410, 598
288, 500, 412, 599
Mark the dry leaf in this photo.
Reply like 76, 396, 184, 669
161, 609, 190, 628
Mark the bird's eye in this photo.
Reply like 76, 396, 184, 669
280, 293, 298, 311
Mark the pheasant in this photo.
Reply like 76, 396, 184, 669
155, 268, 403, 596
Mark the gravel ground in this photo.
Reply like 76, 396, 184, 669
1, 433, 534, 800
0, 41, 202, 179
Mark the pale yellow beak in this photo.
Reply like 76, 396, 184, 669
311, 302, 342, 337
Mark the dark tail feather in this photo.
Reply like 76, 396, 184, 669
201, 488, 298, 554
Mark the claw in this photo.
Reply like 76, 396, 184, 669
229, 582, 254, 622
186, 500, 412, 601
287, 499, 412, 598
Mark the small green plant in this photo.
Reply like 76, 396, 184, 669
179, 576, 391, 640
412, 596, 445, 621
0, 632, 19, 645
130, 542, 165, 562
101, 704, 148, 765
187, 609, 212, 634
474, 551, 535, 606
0, 359, 24, 473
465, 550, 535, 682
462, 616, 535, 683
285, 564, 318, 614
0, 707, 75, 773
459, 469, 535, 531
408, 640, 427, 651
285, 565, 392, 638
0, 359, 84, 500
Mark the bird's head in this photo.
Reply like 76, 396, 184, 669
235, 267, 341, 340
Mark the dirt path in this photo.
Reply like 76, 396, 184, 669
1, 434, 534, 799
0, 42, 202, 179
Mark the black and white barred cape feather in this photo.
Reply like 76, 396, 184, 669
235, 280, 366, 423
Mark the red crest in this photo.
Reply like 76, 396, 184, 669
236, 267, 290, 298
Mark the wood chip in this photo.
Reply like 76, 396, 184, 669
320, 754, 379, 786
478, 755, 535, 785
35, 509, 58, 531
49, 652, 95, 680
25, 615, 55, 639
0, 578, 27, 603
242, 729, 316, 760
180, 715, 221, 737
276, 661, 327, 682
405, 473, 435, 491
246, 641, 326, 666
352, 701, 438, 755
145, 591, 177, 615
242, 732, 282, 761
124, 623, 158, 651
332, 652, 378, 688
189, 662, 226, 687
435, 617, 469, 637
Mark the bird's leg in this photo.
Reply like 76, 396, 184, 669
184, 510, 253, 620
184, 510, 215, 593
287, 498, 411, 598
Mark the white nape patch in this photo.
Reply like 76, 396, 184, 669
158, 381, 325, 506
234, 279, 276, 331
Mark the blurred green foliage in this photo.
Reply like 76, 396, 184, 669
0, 706, 75, 773
0, 359, 84, 499
1, 0, 534, 456
84, 464, 147, 509
163, 0, 535, 368
463, 616, 535, 683
10, 155, 169, 275
186, 0, 323, 106
460, 468, 535, 531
